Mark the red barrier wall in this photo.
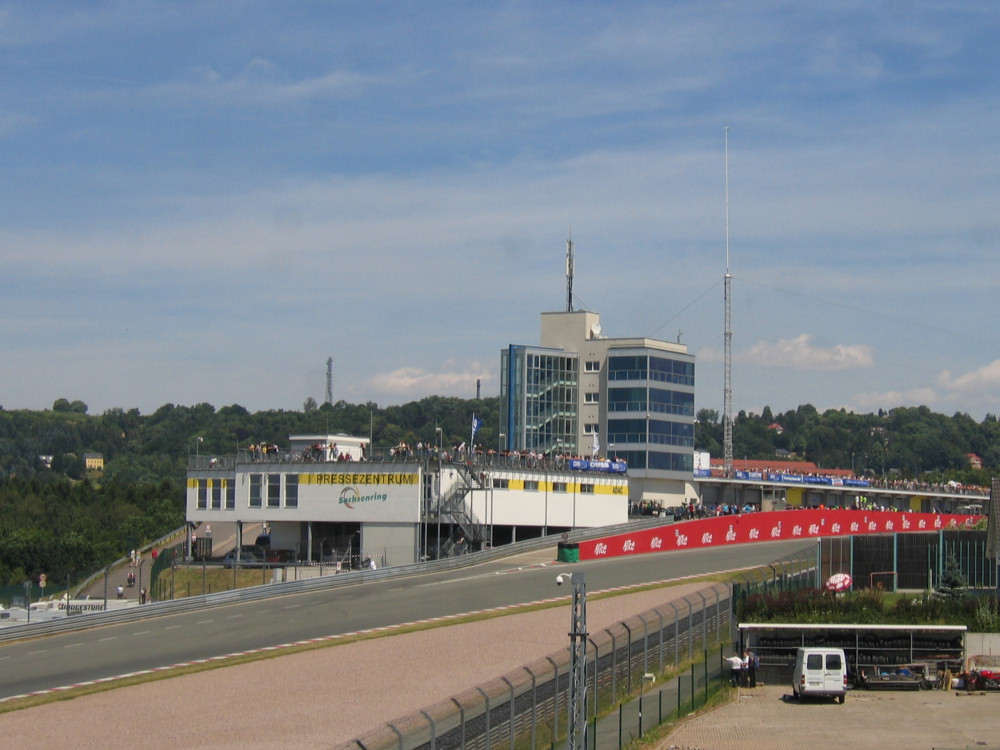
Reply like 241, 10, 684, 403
577, 509, 982, 560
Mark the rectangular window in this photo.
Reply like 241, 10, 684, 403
492, 478, 509, 489
552, 481, 567, 493
584, 360, 600, 372
584, 392, 600, 403
196, 480, 207, 510
250, 474, 262, 508
524, 480, 539, 491
584, 423, 599, 434
211, 481, 221, 510
580, 483, 595, 494
267, 474, 281, 508
225, 480, 235, 510
285, 474, 298, 508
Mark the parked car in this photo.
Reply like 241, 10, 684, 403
222, 549, 264, 568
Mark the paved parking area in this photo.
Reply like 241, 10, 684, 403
662, 685, 1000, 750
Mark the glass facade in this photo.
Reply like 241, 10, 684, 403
502, 346, 579, 456
606, 351, 695, 478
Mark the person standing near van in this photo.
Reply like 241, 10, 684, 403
747, 649, 758, 687
728, 654, 744, 687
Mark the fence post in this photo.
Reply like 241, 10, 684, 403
388, 723, 404, 750
608, 629, 618, 702
588, 637, 599, 721
545, 657, 559, 746
703, 649, 709, 705
697, 591, 707, 650
623, 622, 632, 693
450, 698, 466, 750
638, 614, 649, 680
477, 686, 492, 750
668, 603, 679, 666
656, 609, 665, 673
420, 710, 435, 750
502, 676, 515, 750
524, 667, 537, 750
687, 597, 694, 661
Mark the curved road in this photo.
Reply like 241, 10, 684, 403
0, 539, 811, 700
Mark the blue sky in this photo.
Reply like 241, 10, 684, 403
2, 1, 999, 420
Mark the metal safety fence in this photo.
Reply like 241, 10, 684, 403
335, 581, 731, 750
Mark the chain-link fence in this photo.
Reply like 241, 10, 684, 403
335, 581, 731, 750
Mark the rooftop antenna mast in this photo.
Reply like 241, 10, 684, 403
723, 127, 734, 477
325, 357, 333, 405
565, 229, 574, 312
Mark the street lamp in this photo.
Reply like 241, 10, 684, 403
499, 433, 506, 454
556, 572, 588, 750
194, 436, 203, 459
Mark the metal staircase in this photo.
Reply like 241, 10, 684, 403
435, 462, 489, 556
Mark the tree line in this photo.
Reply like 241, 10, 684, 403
0, 396, 997, 585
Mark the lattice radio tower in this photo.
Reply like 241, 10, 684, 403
325, 357, 333, 405
723, 127, 734, 477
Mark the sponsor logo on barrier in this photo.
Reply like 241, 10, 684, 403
576, 510, 984, 561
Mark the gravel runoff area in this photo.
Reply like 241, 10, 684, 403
9, 577, 997, 750
0, 582, 710, 750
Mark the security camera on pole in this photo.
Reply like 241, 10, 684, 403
556, 572, 588, 750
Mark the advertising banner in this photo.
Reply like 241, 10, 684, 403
577, 509, 982, 561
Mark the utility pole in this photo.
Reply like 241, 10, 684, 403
558, 572, 588, 750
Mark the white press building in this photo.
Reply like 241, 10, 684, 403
186, 433, 628, 565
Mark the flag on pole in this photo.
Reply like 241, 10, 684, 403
472, 415, 482, 437
591, 430, 600, 458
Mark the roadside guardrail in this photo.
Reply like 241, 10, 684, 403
0, 517, 674, 644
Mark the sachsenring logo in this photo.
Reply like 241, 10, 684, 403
338, 486, 388, 508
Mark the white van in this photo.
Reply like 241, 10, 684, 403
792, 647, 848, 703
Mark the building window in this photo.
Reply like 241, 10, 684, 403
197, 480, 207, 510
584, 392, 600, 404
250, 474, 262, 508
493, 478, 509, 489
584, 423, 599, 434
267, 474, 281, 508
211, 481, 221, 510
584, 360, 600, 372
225, 480, 235, 510
524, 480, 539, 491
580, 483, 595, 494
553, 481, 567, 493
285, 474, 298, 508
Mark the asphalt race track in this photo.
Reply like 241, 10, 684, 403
0, 539, 811, 700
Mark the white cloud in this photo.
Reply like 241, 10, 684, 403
732, 335, 874, 370
365, 362, 495, 400
850, 387, 939, 413
938, 360, 1000, 394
